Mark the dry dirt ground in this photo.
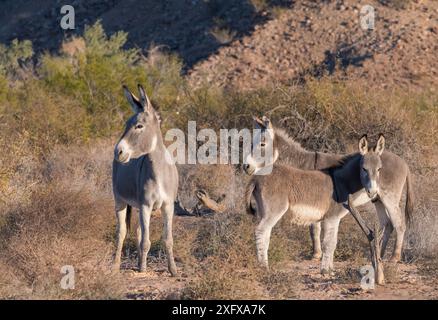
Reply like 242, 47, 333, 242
122, 261, 438, 300
119, 216, 438, 300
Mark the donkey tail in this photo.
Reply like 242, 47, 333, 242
405, 168, 414, 226
126, 205, 132, 233
245, 180, 257, 215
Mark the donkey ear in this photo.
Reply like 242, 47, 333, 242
375, 134, 385, 156
123, 85, 143, 113
261, 116, 273, 129
138, 84, 153, 112
358, 134, 368, 155
253, 116, 265, 129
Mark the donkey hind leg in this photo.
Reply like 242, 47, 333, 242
374, 200, 393, 259
310, 222, 322, 260
384, 200, 406, 263
162, 201, 178, 276
136, 224, 142, 257
113, 202, 128, 271
138, 204, 152, 272
255, 208, 287, 270
321, 216, 342, 275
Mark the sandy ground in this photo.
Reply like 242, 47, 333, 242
116, 210, 438, 300
121, 251, 438, 300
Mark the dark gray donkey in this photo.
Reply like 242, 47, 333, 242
112, 84, 178, 276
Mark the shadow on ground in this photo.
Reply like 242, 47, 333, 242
0, 0, 293, 68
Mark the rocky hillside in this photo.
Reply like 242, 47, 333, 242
189, 0, 438, 90
0, 0, 267, 68
0, 0, 436, 89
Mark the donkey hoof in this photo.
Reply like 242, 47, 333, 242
321, 268, 334, 277
260, 264, 270, 271
311, 253, 322, 261
389, 257, 400, 263
169, 267, 178, 277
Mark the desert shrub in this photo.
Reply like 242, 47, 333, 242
0, 39, 33, 79
40, 22, 148, 139
0, 140, 124, 299
0, 181, 124, 299
181, 212, 262, 299
1, 21, 185, 149
210, 26, 237, 45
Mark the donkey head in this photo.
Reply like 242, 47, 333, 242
243, 116, 279, 175
114, 84, 161, 163
358, 134, 385, 200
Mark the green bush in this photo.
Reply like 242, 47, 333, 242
0, 21, 185, 146
0, 39, 33, 78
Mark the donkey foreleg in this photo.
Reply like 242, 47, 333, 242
310, 222, 322, 260
255, 223, 271, 269
321, 216, 342, 275
162, 201, 178, 276
386, 204, 405, 262
380, 222, 394, 259
113, 204, 128, 271
139, 204, 152, 272
136, 224, 142, 257
374, 200, 393, 259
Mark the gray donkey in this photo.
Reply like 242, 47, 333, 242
250, 117, 413, 264
244, 117, 413, 274
112, 84, 178, 276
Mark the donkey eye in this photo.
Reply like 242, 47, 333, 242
260, 142, 266, 147
135, 124, 144, 130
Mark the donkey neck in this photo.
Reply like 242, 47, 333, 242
330, 153, 364, 202
274, 128, 319, 170
274, 127, 344, 170
143, 132, 168, 164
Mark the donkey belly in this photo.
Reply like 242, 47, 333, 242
289, 204, 325, 226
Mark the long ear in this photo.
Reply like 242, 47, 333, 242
123, 85, 143, 113
253, 116, 265, 129
375, 134, 385, 156
358, 134, 368, 155
261, 115, 273, 130
138, 84, 153, 112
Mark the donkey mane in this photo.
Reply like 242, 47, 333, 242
273, 126, 348, 170
274, 127, 307, 153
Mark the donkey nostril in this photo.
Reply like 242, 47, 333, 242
118, 150, 123, 156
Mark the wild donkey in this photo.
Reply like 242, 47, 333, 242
244, 117, 412, 274
112, 84, 178, 276
249, 117, 413, 264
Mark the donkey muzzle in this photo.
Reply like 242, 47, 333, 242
114, 140, 132, 163
115, 147, 130, 163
